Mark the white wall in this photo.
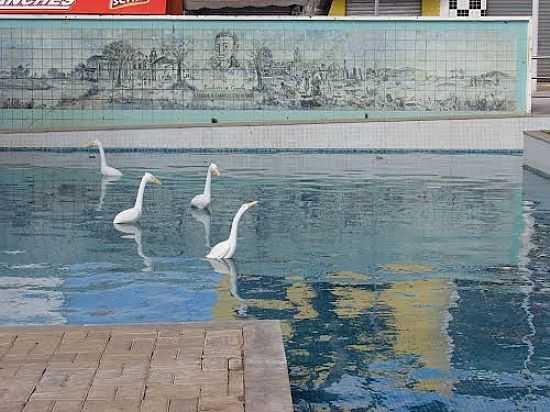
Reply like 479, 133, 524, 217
3, 116, 550, 152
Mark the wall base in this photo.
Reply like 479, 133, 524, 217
3, 117, 550, 152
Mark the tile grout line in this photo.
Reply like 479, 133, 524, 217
81, 327, 113, 411
241, 325, 247, 412
140, 327, 159, 409
197, 328, 208, 412
23, 330, 66, 410
0, 333, 18, 362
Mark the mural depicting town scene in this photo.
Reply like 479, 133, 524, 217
0, 24, 520, 118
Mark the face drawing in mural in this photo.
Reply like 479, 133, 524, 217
212, 31, 240, 70
0, 24, 521, 123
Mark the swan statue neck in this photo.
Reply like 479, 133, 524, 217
203, 168, 213, 199
228, 206, 247, 247
97, 142, 107, 168
134, 175, 148, 210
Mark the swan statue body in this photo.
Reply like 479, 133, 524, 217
113, 173, 161, 224
191, 163, 220, 209
86, 139, 122, 177
206, 201, 257, 259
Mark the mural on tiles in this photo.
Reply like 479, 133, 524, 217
0, 26, 519, 114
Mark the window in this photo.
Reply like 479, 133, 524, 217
457, 9, 469, 16
449, 0, 457, 10
470, 0, 481, 9
481, 10, 488, 16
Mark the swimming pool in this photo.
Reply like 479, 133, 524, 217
1, 152, 549, 411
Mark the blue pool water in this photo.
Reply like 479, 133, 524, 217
1, 152, 550, 411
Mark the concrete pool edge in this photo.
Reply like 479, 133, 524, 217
3, 116, 550, 152
0, 320, 293, 412
524, 130, 550, 177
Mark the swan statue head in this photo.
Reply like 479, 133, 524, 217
209, 163, 221, 177
86, 139, 102, 148
143, 172, 162, 186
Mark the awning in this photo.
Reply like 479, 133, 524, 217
184, 0, 306, 10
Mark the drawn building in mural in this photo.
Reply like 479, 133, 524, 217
0, 17, 528, 129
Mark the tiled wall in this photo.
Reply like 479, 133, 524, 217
0, 17, 529, 130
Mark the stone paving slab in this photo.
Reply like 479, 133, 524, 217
0, 321, 292, 412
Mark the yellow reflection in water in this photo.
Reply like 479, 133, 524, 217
214, 272, 318, 324
380, 278, 455, 394
347, 344, 372, 352
280, 320, 295, 340
327, 272, 455, 394
328, 271, 370, 284
331, 287, 376, 319
287, 282, 318, 320
314, 362, 336, 387
383, 263, 434, 273
245, 299, 294, 310
213, 273, 241, 320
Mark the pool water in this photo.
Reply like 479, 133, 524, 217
1, 152, 550, 411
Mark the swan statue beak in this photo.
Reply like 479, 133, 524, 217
85, 142, 95, 148
247, 201, 257, 208
213, 168, 221, 177
151, 177, 162, 186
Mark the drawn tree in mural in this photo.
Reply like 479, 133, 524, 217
102, 40, 136, 87
161, 34, 193, 89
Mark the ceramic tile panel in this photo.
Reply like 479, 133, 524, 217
0, 17, 529, 130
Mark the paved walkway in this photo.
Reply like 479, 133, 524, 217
0, 321, 292, 412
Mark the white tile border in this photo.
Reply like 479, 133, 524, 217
2, 117, 550, 151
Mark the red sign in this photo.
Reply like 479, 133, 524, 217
0, 0, 173, 14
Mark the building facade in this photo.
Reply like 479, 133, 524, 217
339, 0, 528, 17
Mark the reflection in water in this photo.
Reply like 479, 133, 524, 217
0, 277, 64, 324
380, 279, 456, 394
113, 223, 153, 272
519, 201, 536, 373
191, 207, 211, 247
209, 258, 247, 318
97, 175, 121, 211
3, 154, 550, 411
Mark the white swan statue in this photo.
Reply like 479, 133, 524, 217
86, 139, 122, 177
191, 163, 220, 209
206, 201, 257, 259
113, 173, 161, 224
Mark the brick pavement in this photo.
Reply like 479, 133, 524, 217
0, 321, 292, 412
